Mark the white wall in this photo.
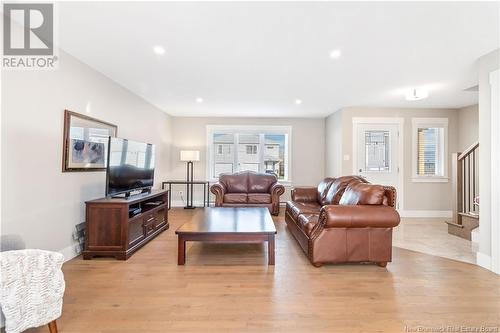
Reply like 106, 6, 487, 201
326, 107, 459, 214
325, 110, 343, 177
457, 104, 479, 152
1, 50, 173, 257
478, 49, 500, 262
167, 117, 325, 205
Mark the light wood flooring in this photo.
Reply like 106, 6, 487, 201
27, 208, 500, 333
393, 218, 478, 264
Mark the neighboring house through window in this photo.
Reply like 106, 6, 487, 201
207, 125, 291, 181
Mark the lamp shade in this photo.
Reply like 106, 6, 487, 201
180, 150, 200, 162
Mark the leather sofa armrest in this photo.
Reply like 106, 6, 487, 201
270, 183, 285, 200
319, 205, 400, 228
291, 187, 317, 202
269, 183, 285, 216
210, 182, 226, 206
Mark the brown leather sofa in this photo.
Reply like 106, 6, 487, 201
211, 171, 285, 215
285, 176, 400, 267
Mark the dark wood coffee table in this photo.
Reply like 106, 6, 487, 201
175, 207, 277, 265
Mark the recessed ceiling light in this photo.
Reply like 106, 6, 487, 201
153, 45, 165, 55
405, 88, 429, 101
295, 99, 302, 105
196, 97, 204, 103
329, 49, 341, 59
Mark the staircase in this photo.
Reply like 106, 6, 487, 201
446, 141, 479, 240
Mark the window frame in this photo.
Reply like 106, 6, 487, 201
206, 125, 292, 183
411, 118, 449, 183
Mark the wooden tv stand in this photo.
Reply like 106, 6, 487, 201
83, 189, 169, 260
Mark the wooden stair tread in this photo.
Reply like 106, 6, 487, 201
458, 212, 479, 219
445, 221, 464, 228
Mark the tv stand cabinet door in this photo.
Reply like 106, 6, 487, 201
154, 206, 168, 229
86, 204, 125, 252
128, 216, 145, 246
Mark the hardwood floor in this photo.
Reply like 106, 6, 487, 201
28, 208, 499, 333
393, 218, 478, 264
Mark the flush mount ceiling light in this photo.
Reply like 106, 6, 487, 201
329, 49, 342, 59
153, 45, 165, 55
196, 97, 204, 103
405, 88, 429, 101
295, 99, 302, 105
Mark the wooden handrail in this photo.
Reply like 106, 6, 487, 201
458, 141, 479, 160
449, 141, 479, 239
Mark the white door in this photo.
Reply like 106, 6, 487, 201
354, 123, 401, 208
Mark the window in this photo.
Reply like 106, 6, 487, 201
246, 145, 257, 154
207, 126, 291, 181
365, 130, 390, 172
412, 118, 448, 182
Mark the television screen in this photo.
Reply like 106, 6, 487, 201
106, 137, 155, 196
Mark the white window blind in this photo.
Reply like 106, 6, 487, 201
412, 118, 448, 181
417, 128, 439, 175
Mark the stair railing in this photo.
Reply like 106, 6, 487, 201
451, 141, 479, 226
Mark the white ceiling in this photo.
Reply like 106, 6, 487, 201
59, 1, 499, 118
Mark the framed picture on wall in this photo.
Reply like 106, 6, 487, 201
62, 110, 118, 172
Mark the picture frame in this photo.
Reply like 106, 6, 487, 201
62, 110, 118, 172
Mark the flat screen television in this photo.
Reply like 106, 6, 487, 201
106, 137, 155, 197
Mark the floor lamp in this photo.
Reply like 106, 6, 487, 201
180, 150, 200, 209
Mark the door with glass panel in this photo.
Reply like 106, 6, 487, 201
355, 123, 400, 208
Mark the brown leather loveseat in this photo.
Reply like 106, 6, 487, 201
286, 176, 400, 267
211, 171, 285, 215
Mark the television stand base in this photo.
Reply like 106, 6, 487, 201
84, 189, 169, 260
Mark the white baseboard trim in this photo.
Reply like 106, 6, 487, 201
476, 252, 492, 270
170, 200, 185, 207
172, 201, 289, 207
170, 200, 212, 208
59, 243, 80, 262
471, 228, 480, 244
399, 210, 452, 218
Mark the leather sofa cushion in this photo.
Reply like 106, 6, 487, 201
220, 173, 249, 193
224, 193, 248, 203
324, 176, 366, 205
287, 201, 321, 220
248, 193, 271, 204
297, 214, 320, 236
291, 187, 317, 202
317, 178, 335, 205
248, 172, 277, 193
339, 182, 385, 205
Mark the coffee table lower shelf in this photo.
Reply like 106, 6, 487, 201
176, 233, 276, 265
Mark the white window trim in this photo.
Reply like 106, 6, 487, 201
411, 117, 449, 183
206, 125, 292, 184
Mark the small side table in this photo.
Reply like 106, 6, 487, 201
161, 181, 210, 209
